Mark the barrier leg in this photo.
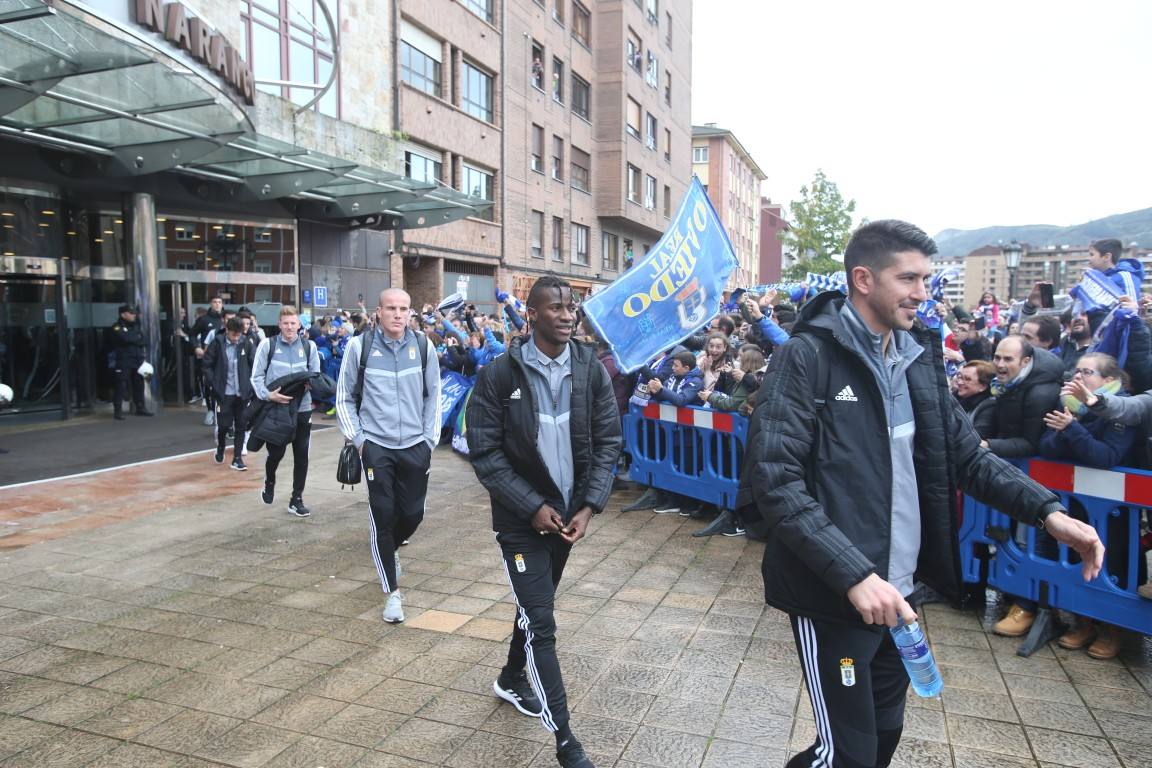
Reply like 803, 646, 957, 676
1015, 607, 1065, 657
692, 509, 742, 537
622, 487, 662, 512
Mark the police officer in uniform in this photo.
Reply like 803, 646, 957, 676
107, 304, 151, 419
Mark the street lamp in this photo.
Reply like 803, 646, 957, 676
1001, 240, 1023, 303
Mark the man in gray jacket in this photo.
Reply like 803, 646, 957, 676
337, 289, 441, 623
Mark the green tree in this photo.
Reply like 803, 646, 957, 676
780, 169, 857, 281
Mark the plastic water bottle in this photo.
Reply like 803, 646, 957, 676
890, 620, 943, 698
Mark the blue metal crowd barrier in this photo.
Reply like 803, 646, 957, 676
623, 402, 746, 511
959, 459, 1152, 638
624, 405, 1151, 642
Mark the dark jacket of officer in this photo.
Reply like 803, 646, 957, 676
107, 318, 147, 370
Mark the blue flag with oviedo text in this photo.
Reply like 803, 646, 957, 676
582, 177, 738, 373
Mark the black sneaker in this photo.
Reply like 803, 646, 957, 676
493, 672, 543, 717
261, 479, 275, 505
230, 458, 247, 471
288, 496, 311, 517
556, 738, 596, 768
214, 446, 225, 464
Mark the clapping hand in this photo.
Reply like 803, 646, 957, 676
1043, 407, 1075, 432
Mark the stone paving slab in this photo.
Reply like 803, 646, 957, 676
0, 427, 1150, 767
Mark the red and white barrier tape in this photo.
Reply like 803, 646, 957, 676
640, 403, 736, 434
1028, 459, 1152, 505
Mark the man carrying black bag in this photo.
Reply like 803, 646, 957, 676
336, 288, 440, 623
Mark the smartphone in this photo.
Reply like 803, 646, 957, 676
973, 316, 986, 331
1039, 283, 1055, 309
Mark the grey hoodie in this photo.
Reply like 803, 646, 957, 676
839, 300, 924, 597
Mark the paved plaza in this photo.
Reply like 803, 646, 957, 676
1, 425, 1151, 767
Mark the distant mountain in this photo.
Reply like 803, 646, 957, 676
933, 207, 1152, 258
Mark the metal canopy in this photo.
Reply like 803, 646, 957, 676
0, 1, 493, 225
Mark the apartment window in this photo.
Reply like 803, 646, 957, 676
664, 128, 672, 162
663, 185, 671, 217
623, 237, 635, 267
645, 113, 657, 150
552, 216, 564, 262
462, 163, 494, 221
626, 29, 642, 71
572, 223, 590, 265
572, 2, 591, 46
571, 74, 590, 120
254, 260, 273, 273
531, 210, 544, 258
531, 41, 545, 90
571, 147, 590, 192
241, 0, 340, 116
645, 51, 659, 88
602, 231, 619, 271
400, 41, 442, 97
693, 146, 708, 163
552, 135, 564, 181
461, 61, 494, 123
664, 70, 671, 105
553, 0, 564, 25
646, 0, 659, 24
405, 147, 442, 183
666, 11, 672, 46
530, 124, 544, 173
173, 224, 196, 241
626, 98, 641, 139
645, 175, 657, 209
552, 57, 564, 103
461, 0, 493, 23
626, 164, 641, 203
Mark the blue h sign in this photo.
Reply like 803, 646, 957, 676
313, 286, 328, 308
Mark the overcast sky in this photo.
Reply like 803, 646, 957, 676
691, 0, 1151, 236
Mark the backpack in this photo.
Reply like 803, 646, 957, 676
352, 330, 429, 412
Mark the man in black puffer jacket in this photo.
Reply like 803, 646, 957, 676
980, 335, 1063, 457
740, 220, 1103, 768
467, 276, 620, 768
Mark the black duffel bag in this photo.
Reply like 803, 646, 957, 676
337, 442, 362, 489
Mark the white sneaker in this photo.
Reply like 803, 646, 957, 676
203, 411, 215, 426
383, 592, 404, 623
394, 552, 402, 579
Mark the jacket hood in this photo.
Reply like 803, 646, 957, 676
1025, 347, 1066, 387
792, 290, 935, 349
508, 334, 596, 365
1110, 257, 1145, 281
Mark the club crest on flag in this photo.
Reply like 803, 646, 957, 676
582, 177, 738, 373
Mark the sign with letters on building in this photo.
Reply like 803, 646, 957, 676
133, 0, 256, 105
313, 286, 328, 308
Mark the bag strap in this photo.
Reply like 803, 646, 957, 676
263, 334, 276, 380
417, 331, 429, 400
797, 334, 831, 411
353, 329, 374, 413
